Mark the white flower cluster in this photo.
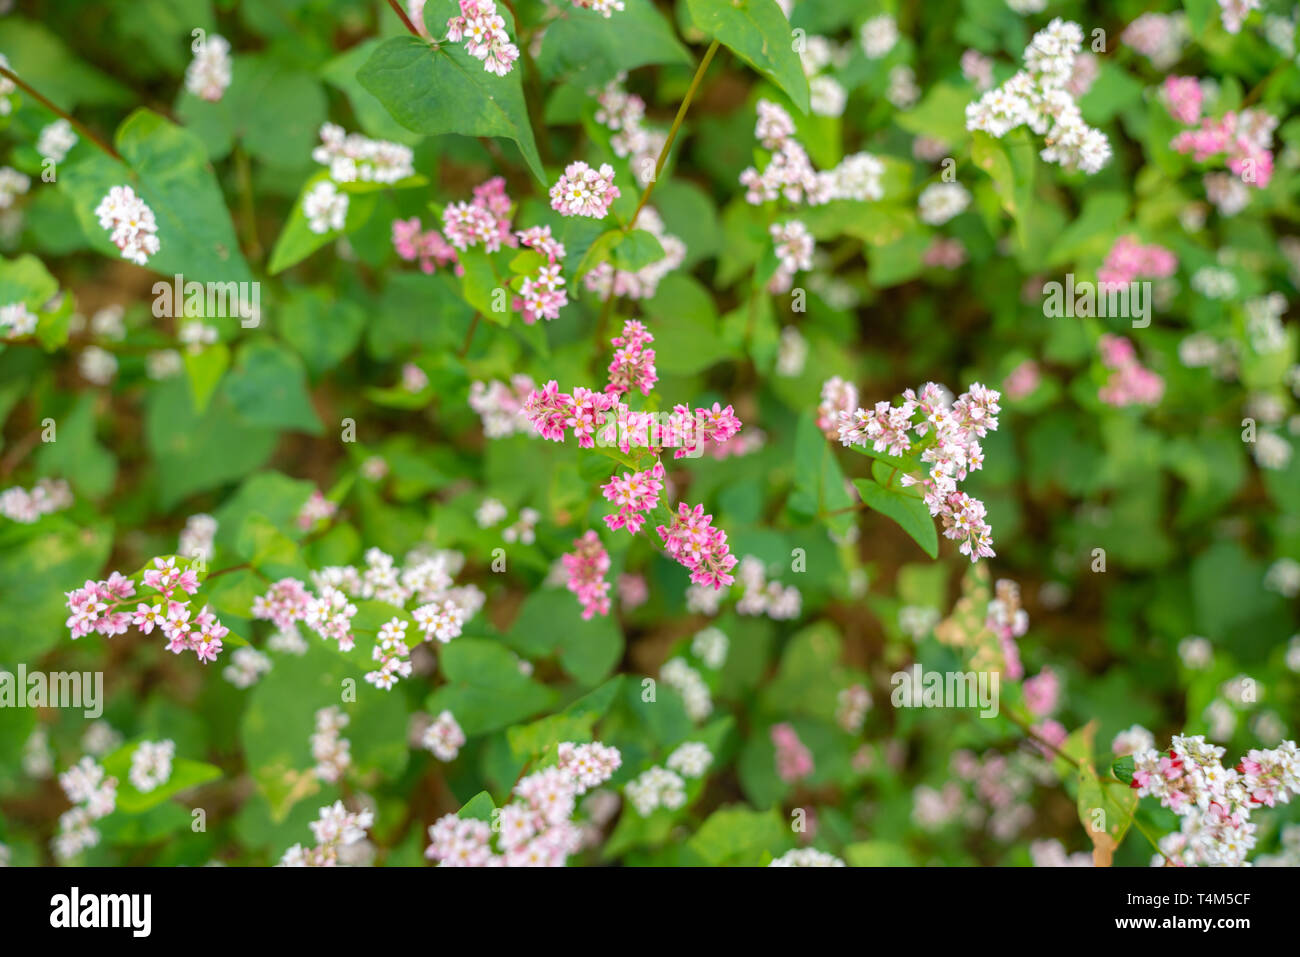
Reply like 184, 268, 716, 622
184, 34, 232, 102
836, 684, 872, 733
691, 627, 729, 670
625, 766, 686, 815
799, 35, 850, 117
0, 54, 15, 116
768, 220, 814, 294
223, 646, 272, 688
312, 122, 414, 186
734, 555, 802, 619
422, 710, 466, 761
665, 741, 713, 778
0, 478, 73, 523
917, 182, 970, 225
0, 166, 30, 209
94, 185, 161, 265
1133, 734, 1300, 866
475, 497, 508, 528
965, 19, 1111, 175
1218, 0, 1262, 34
742, 101, 886, 206
660, 656, 712, 722
179, 512, 217, 562
128, 739, 175, 793
37, 119, 78, 164
280, 800, 374, 866
859, 14, 898, 59
311, 705, 351, 783
303, 123, 414, 234
593, 74, 667, 186
53, 757, 118, 861
769, 848, 845, 866
0, 300, 37, 340
82, 721, 122, 757
469, 375, 537, 437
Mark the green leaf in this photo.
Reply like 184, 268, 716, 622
844, 840, 912, 866
426, 638, 558, 734
686, 0, 810, 115
60, 109, 252, 284
0, 254, 59, 310
506, 590, 624, 687
457, 791, 495, 822
183, 342, 229, 415
613, 229, 666, 271
788, 411, 854, 536
357, 34, 545, 185
970, 129, 1036, 249
222, 340, 323, 435
686, 805, 789, 865
1111, 755, 1136, 786
537, 0, 691, 84
852, 477, 939, 559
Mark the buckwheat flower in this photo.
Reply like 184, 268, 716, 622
886, 64, 920, 109
1122, 12, 1188, 69
1265, 558, 1300, 598
1254, 431, 1293, 470
296, 489, 337, 530
625, 766, 687, 815
1, 478, 73, 524
691, 627, 729, 669
502, 507, 540, 545
446, 0, 520, 76
770, 848, 845, 867
0, 166, 30, 209
776, 326, 808, 377
0, 301, 36, 339
94, 185, 161, 265
1007, 0, 1046, 11
923, 237, 967, 269
606, 319, 658, 396
303, 179, 347, 234
1097, 334, 1164, 407
475, 498, 507, 528
128, 740, 175, 793
960, 49, 994, 91
423, 710, 466, 761
312, 123, 415, 184
860, 14, 898, 59
918, 182, 970, 225
817, 376, 859, 439
1164, 76, 1203, 125
570, 0, 624, 16
304, 585, 358, 652
223, 646, 272, 688
81, 722, 122, 759
549, 161, 619, 219
562, 530, 612, 619
311, 706, 352, 783
666, 742, 712, 779
602, 462, 664, 535
185, 34, 232, 102
469, 376, 535, 430
411, 599, 465, 642
656, 502, 738, 590
769, 219, 814, 292
1218, 0, 1261, 34
391, 216, 458, 274
837, 684, 872, 733
1205, 172, 1250, 216
281, 801, 373, 866
809, 75, 847, 117
557, 742, 622, 794
661, 657, 712, 721
771, 723, 814, 783
1023, 667, 1060, 718
36, 119, 78, 164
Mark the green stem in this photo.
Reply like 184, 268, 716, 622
0, 65, 121, 161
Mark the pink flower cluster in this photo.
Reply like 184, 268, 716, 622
280, 800, 373, 867
1098, 334, 1164, 407
1096, 235, 1177, 290
549, 161, 619, 219
444, 176, 517, 251
985, 578, 1027, 680
602, 462, 664, 535
656, 502, 738, 590
515, 226, 568, 324
1163, 76, 1203, 126
561, 530, 612, 620
296, 489, 337, 530
771, 722, 814, 783
1171, 109, 1276, 188
1132, 735, 1299, 866
392, 217, 458, 274
835, 381, 1002, 562
606, 319, 657, 396
469, 374, 536, 437
1022, 667, 1060, 717
425, 741, 621, 866
1001, 360, 1040, 402
65, 557, 229, 663
446, 0, 519, 77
